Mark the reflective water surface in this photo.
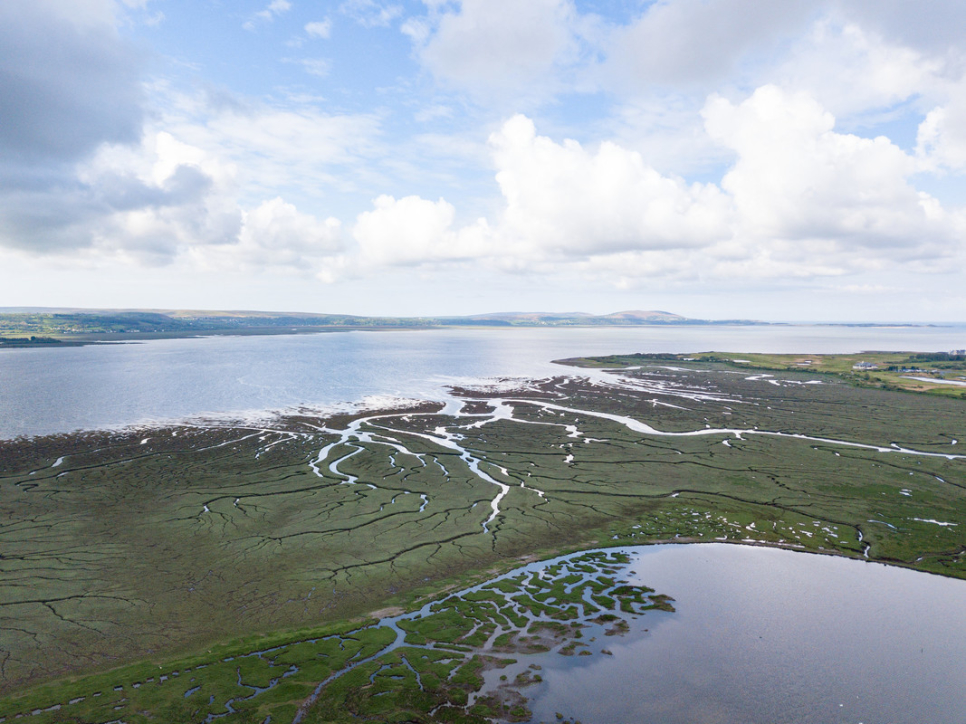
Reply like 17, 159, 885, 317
2, 325, 965, 438
524, 544, 966, 724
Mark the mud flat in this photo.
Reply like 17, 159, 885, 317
1, 359, 964, 720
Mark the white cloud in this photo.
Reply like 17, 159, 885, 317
74, 131, 241, 263
349, 114, 732, 272
917, 91, 966, 171
412, 0, 584, 102
400, 17, 430, 44
298, 58, 331, 77
33, 0, 121, 27
340, 0, 402, 28
703, 85, 956, 256
353, 194, 488, 265
828, 0, 966, 57
600, 95, 730, 178
770, 20, 943, 118
834, 283, 906, 294
11, 0, 966, 304
159, 90, 383, 202
604, 0, 813, 90
231, 197, 343, 275
489, 115, 731, 258
63, 132, 348, 276
305, 19, 332, 38
348, 95, 966, 284
413, 104, 454, 123
244, 0, 292, 30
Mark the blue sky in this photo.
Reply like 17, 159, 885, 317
3, 0, 966, 321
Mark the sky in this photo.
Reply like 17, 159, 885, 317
3, 0, 966, 321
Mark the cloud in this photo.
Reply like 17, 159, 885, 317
917, 89, 966, 171
243, 197, 341, 254
78, 131, 242, 264
340, 0, 402, 28
400, 17, 430, 45
349, 114, 733, 272
0, 122, 351, 277
584, 85, 965, 283
225, 197, 344, 279
489, 115, 731, 258
305, 19, 332, 38
834, 283, 906, 294
828, 0, 966, 56
244, 0, 292, 30
411, 0, 587, 102
353, 194, 488, 265
31, 0, 123, 27
0, 0, 150, 256
0, 0, 144, 166
604, 0, 813, 89
768, 20, 943, 118
597, 95, 731, 178
703, 85, 955, 254
298, 58, 331, 77
413, 104, 454, 123
266, 0, 292, 14
8, 0, 966, 298
349, 95, 966, 283
0, 52, 376, 276
160, 92, 383, 201
0, 34, 392, 277
601, 0, 966, 103
0, 156, 237, 266
400, 0, 966, 146
0, 183, 105, 254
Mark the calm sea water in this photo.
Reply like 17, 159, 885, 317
2, 325, 965, 438
526, 544, 966, 724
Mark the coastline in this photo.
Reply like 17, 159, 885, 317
1, 319, 960, 351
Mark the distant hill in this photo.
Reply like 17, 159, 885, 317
0, 308, 763, 343
602, 310, 685, 322
453, 310, 693, 325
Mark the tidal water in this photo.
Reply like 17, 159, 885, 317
523, 544, 966, 724
1, 324, 965, 438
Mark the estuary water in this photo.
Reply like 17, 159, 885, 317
1, 324, 965, 438
521, 544, 966, 724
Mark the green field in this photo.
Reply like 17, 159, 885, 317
1, 357, 964, 721
563, 350, 966, 398
0, 309, 737, 346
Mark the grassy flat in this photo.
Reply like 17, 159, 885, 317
1, 355, 964, 720
562, 351, 966, 398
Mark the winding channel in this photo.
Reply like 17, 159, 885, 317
281, 370, 964, 540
